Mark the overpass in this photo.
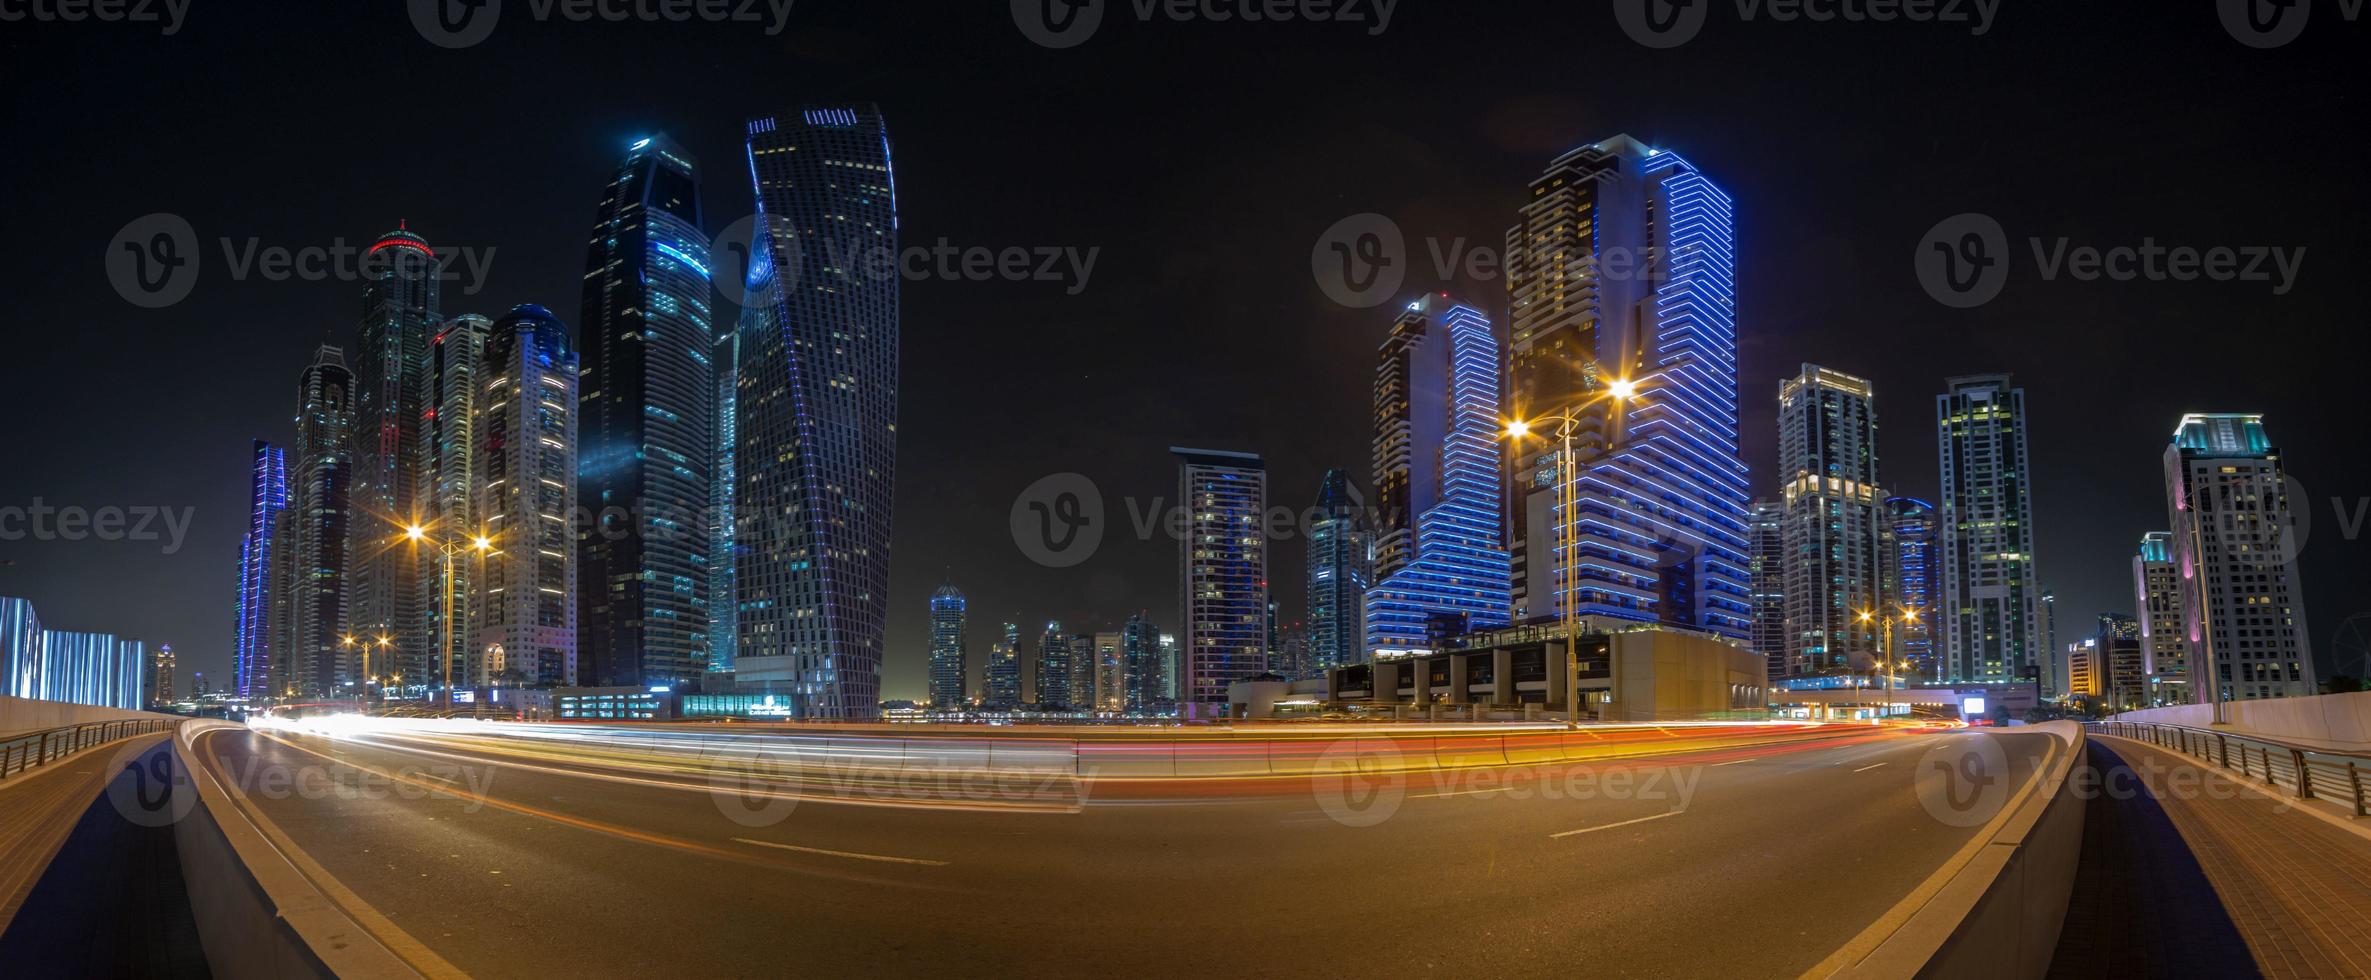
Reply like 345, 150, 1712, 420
1, 694, 2363, 977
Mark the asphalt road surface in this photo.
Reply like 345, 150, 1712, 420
196, 724, 2057, 979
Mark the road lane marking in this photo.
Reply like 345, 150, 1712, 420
1550, 809, 1685, 838
731, 837, 951, 867
1414, 786, 1509, 799
1853, 763, 1889, 773
1708, 759, 1752, 767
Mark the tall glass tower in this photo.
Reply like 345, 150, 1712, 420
1175, 448, 1268, 716
1035, 620, 1071, 709
419, 314, 488, 695
1885, 497, 1939, 680
927, 584, 967, 708
578, 134, 715, 689
709, 322, 738, 672
1748, 498, 1785, 679
1935, 374, 2043, 684
1364, 295, 1511, 658
354, 224, 441, 690
734, 106, 899, 720
985, 621, 1022, 708
475, 305, 580, 688
1303, 468, 1371, 672
1122, 612, 1162, 713
1504, 135, 1751, 639
234, 440, 288, 699
1777, 364, 1886, 675
291, 345, 356, 696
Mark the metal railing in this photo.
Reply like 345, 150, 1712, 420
0, 717, 182, 781
2096, 719, 2371, 817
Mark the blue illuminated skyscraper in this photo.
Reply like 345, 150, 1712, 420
1364, 295, 1511, 657
578, 134, 715, 689
234, 439, 288, 699
1304, 469, 1371, 671
1503, 135, 1751, 639
1885, 496, 1939, 679
927, 585, 967, 708
734, 106, 899, 720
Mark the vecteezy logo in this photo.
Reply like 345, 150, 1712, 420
710, 213, 797, 311
1011, 473, 1104, 568
1914, 213, 2010, 309
700, 735, 805, 828
1613, 0, 1709, 48
1011, 0, 1104, 48
409, 0, 502, 49
1913, 735, 2011, 828
1310, 213, 1405, 309
1311, 737, 1406, 827
2218, 0, 2311, 49
104, 737, 198, 829
105, 213, 200, 309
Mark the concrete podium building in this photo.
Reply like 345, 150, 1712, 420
1313, 617, 1767, 722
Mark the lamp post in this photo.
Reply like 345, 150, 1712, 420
404, 523, 497, 712
1506, 377, 1642, 730
1859, 606, 1920, 722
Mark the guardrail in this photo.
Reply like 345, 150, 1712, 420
2096, 719, 2370, 817
0, 718, 182, 780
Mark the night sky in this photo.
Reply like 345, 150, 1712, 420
3, 2, 2365, 699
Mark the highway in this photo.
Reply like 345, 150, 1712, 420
194, 721, 2058, 979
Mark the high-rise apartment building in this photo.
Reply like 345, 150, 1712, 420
1777, 365, 1886, 676
1885, 497, 1940, 680
474, 305, 580, 687
985, 621, 1022, 708
2163, 413, 2315, 701
1122, 612, 1162, 713
234, 440, 288, 699
2098, 613, 2146, 711
1035, 620, 1071, 709
1175, 448, 1268, 717
353, 224, 441, 690
928, 585, 967, 708
290, 346, 356, 696
1503, 135, 1752, 639
1748, 498, 1785, 680
1365, 295, 1510, 658
2133, 531, 2190, 705
734, 107, 900, 720
709, 322, 738, 672
578, 134, 715, 689
149, 643, 175, 706
1092, 631, 1124, 713
1935, 374, 2043, 684
418, 314, 488, 695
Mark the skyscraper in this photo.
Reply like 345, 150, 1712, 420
234, 440, 288, 699
1503, 135, 1751, 639
2163, 413, 2315, 702
928, 584, 967, 708
149, 643, 175, 707
734, 106, 899, 720
1122, 612, 1162, 713
1885, 497, 1940, 680
708, 320, 738, 672
1175, 448, 1268, 717
2133, 531, 2189, 705
1092, 631, 1125, 713
986, 621, 1022, 708
290, 346, 356, 696
1777, 364, 1887, 675
1748, 498, 1785, 679
1365, 295, 1511, 659
578, 134, 714, 689
1035, 621, 1071, 709
1069, 633, 1098, 713
2097, 613, 2146, 711
1303, 469, 1371, 672
418, 314, 488, 696
475, 305, 580, 687
353, 224, 441, 691
1935, 374, 2043, 684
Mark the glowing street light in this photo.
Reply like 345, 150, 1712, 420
1504, 377, 1646, 729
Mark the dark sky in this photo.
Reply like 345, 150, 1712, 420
3, 2, 2365, 700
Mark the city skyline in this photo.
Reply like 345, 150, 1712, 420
8, 5, 2367, 702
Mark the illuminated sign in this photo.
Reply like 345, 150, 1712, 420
1961, 696, 1988, 717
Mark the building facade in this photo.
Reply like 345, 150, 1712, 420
1092, 631, 1125, 713
1122, 612, 1162, 713
734, 106, 900, 720
927, 585, 967, 708
352, 224, 441, 692
1303, 468, 1371, 673
577, 134, 715, 689
2163, 413, 2315, 701
150, 643, 175, 706
1503, 135, 1752, 640
1035, 620, 1071, 708
1176, 448, 1268, 716
2098, 613, 2146, 712
475, 305, 580, 688
985, 621, 1022, 708
2133, 531, 2190, 705
1776, 365, 1887, 676
1748, 498, 1786, 680
1885, 497, 1940, 681
2, 598, 145, 710
1365, 295, 1511, 658
1935, 374, 2043, 684
234, 440, 288, 699
418, 313, 489, 697
290, 345, 356, 696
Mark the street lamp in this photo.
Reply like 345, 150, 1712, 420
1505, 377, 1646, 729
401, 523, 498, 712
1858, 606, 1920, 722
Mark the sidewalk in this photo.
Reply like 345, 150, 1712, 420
2055, 735, 2371, 979
0, 734, 210, 977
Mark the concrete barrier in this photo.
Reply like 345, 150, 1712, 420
2112, 690, 2371, 751
170, 721, 429, 979
0, 694, 178, 732
1828, 721, 2086, 980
